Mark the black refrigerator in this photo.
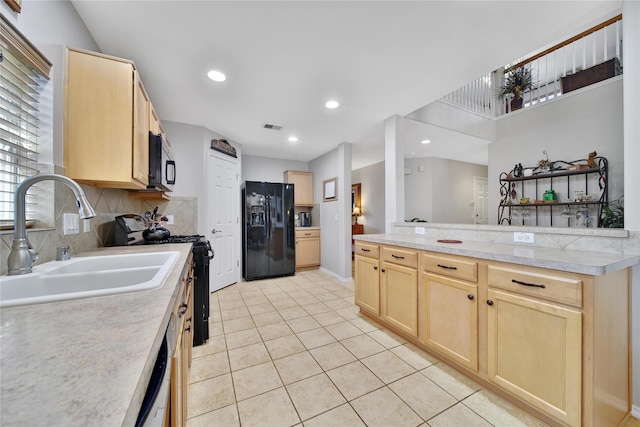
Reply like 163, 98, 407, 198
242, 181, 296, 281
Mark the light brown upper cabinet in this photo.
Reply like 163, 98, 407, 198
64, 48, 149, 190
284, 170, 313, 206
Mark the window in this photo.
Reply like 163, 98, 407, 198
0, 16, 51, 223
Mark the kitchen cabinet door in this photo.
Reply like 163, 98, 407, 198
421, 273, 478, 371
134, 75, 150, 186
284, 170, 314, 206
486, 289, 582, 426
295, 229, 320, 268
354, 255, 380, 316
380, 261, 418, 337
65, 48, 149, 189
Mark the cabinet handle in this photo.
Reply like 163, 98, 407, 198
391, 254, 405, 259
511, 279, 546, 289
437, 264, 457, 270
305, 233, 311, 236
487, 300, 494, 306
468, 294, 474, 300
361, 248, 371, 252
178, 303, 188, 316
373, 266, 378, 270
185, 326, 191, 333
381, 268, 386, 273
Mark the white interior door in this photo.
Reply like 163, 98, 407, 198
208, 154, 240, 292
474, 177, 489, 224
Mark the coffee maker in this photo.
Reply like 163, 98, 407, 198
300, 212, 312, 227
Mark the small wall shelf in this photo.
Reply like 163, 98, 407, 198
498, 157, 608, 227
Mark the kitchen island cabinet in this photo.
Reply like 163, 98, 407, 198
353, 233, 637, 427
354, 242, 380, 315
380, 246, 418, 337
422, 253, 479, 371
64, 48, 150, 190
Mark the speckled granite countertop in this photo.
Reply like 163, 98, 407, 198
354, 234, 639, 275
0, 244, 193, 427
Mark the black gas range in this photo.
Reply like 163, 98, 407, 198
114, 216, 213, 347
141, 235, 213, 347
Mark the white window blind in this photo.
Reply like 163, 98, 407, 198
0, 18, 50, 223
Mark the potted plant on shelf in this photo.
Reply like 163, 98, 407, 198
498, 65, 535, 111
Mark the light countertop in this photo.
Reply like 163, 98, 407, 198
0, 244, 193, 427
354, 234, 639, 275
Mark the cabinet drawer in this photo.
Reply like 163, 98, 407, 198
355, 242, 379, 259
382, 246, 417, 269
296, 229, 320, 238
487, 264, 583, 308
424, 253, 477, 282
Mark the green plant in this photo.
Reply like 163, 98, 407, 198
601, 203, 624, 228
498, 65, 535, 100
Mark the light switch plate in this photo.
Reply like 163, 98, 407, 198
165, 215, 175, 225
83, 218, 91, 233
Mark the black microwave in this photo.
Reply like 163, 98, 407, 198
148, 132, 175, 192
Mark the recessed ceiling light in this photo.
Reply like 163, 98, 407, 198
207, 70, 226, 82
288, 136, 298, 142
421, 139, 432, 144
325, 100, 340, 109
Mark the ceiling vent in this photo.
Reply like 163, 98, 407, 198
263, 123, 282, 131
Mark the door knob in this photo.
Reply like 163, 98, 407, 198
211, 229, 222, 234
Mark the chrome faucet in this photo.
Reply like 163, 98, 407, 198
7, 174, 96, 275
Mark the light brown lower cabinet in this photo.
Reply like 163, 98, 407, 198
295, 229, 320, 268
422, 273, 478, 371
168, 257, 194, 427
380, 246, 418, 337
354, 242, 380, 316
353, 244, 631, 427
486, 288, 581, 426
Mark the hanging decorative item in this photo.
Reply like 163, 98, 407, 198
210, 139, 237, 158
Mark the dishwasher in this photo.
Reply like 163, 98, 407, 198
135, 315, 176, 427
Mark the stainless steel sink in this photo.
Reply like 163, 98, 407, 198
0, 251, 180, 308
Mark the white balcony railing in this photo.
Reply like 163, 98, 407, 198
442, 15, 623, 117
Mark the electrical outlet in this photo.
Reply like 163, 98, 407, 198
83, 218, 91, 233
165, 215, 175, 225
513, 232, 534, 244
415, 226, 425, 235
63, 213, 80, 235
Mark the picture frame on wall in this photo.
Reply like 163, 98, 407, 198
323, 177, 337, 201
5, 0, 22, 13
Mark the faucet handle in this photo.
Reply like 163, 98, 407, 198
56, 246, 70, 261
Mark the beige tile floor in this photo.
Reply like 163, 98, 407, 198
186, 270, 552, 426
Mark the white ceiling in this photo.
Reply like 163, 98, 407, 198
70, 1, 620, 170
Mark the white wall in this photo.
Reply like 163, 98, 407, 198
241, 155, 308, 183
310, 143, 352, 280
488, 78, 624, 224
163, 121, 241, 236
622, 0, 640, 415
404, 157, 487, 224
352, 161, 385, 234
406, 99, 496, 141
